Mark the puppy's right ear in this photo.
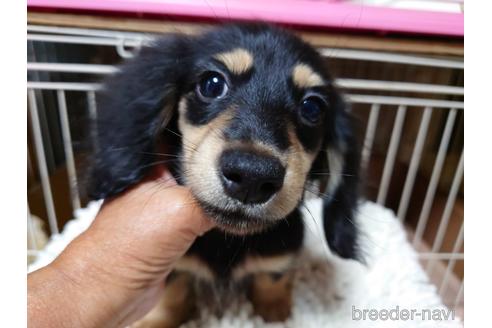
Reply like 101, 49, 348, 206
88, 36, 191, 200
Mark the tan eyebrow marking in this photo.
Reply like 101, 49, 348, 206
291, 63, 324, 88
214, 48, 254, 75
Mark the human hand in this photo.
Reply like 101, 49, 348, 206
28, 167, 214, 328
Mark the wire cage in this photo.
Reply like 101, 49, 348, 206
27, 23, 464, 319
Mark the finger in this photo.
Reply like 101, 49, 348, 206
98, 170, 215, 246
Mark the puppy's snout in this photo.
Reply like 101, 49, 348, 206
219, 149, 285, 204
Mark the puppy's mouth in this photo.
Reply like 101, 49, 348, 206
188, 147, 296, 235
177, 106, 313, 235
196, 199, 279, 235
182, 145, 311, 235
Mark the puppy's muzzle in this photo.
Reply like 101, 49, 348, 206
219, 149, 285, 204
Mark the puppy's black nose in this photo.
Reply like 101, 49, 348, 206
219, 149, 285, 204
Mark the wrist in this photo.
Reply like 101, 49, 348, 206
28, 263, 95, 328
51, 233, 139, 327
28, 234, 135, 328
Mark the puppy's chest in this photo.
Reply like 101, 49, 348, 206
175, 210, 304, 282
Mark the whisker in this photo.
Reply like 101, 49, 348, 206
131, 158, 179, 171
138, 151, 182, 158
99, 145, 189, 161
303, 186, 337, 201
164, 128, 199, 152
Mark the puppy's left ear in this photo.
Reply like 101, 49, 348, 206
87, 36, 191, 200
311, 90, 362, 261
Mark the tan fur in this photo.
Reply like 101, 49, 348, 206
177, 99, 318, 232
292, 63, 324, 88
250, 273, 293, 322
266, 124, 316, 219
177, 97, 234, 162
131, 274, 194, 328
214, 48, 254, 75
232, 254, 294, 281
178, 98, 234, 205
224, 132, 317, 221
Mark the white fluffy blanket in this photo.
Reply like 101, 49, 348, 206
29, 200, 462, 327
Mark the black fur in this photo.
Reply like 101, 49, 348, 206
322, 99, 361, 260
88, 35, 191, 199
188, 209, 304, 279
88, 23, 361, 280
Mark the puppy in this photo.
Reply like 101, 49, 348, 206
88, 23, 360, 327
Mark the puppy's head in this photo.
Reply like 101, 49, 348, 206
89, 24, 358, 243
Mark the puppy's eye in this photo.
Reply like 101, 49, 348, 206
300, 97, 324, 124
197, 72, 228, 100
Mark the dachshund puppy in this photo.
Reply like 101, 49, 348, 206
89, 23, 360, 327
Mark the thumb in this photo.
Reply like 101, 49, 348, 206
44, 172, 216, 328
82, 171, 215, 279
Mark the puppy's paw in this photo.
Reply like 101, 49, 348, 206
253, 294, 292, 322
250, 273, 293, 322
131, 273, 194, 328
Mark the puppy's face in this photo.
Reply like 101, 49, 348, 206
173, 27, 342, 234
91, 24, 359, 257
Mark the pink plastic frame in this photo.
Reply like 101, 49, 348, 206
27, 0, 463, 37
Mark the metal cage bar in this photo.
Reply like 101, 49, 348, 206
377, 105, 407, 205
28, 89, 59, 235
319, 48, 463, 69
397, 107, 433, 221
27, 33, 144, 48
454, 282, 464, 308
348, 95, 463, 109
361, 104, 380, 171
27, 82, 100, 91
27, 24, 151, 39
439, 222, 464, 296
337, 79, 463, 96
417, 253, 464, 260
57, 90, 81, 211
87, 90, 97, 120
27, 62, 117, 74
413, 109, 458, 246
426, 150, 465, 273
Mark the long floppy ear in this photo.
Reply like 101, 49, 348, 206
311, 90, 362, 261
87, 36, 191, 200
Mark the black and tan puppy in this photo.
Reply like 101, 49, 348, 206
89, 23, 360, 327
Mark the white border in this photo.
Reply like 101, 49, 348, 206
0, 1, 27, 327
465, 1, 492, 326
